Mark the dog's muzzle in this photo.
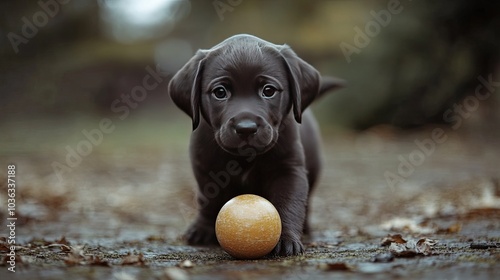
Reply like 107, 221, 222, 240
216, 113, 276, 155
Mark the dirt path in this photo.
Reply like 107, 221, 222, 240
1, 119, 499, 279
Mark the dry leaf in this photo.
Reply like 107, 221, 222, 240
121, 252, 146, 266
63, 245, 86, 266
54, 236, 71, 246
63, 245, 110, 266
0, 243, 9, 253
387, 237, 438, 257
389, 243, 417, 257
381, 234, 406, 246
415, 238, 438, 255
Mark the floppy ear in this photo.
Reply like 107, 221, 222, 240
168, 50, 207, 130
279, 46, 321, 123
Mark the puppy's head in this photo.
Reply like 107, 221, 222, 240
169, 34, 343, 155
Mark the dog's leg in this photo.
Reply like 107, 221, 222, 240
262, 168, 309, 256
185, 216, 218, 245
184, 168, 236, 245
184, 193, 225, 245
300, 110, 323, 236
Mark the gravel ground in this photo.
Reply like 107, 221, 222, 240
1, 117, 499, 279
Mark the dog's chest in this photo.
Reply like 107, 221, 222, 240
238, 164, 256, 191
224, 158, 266, 194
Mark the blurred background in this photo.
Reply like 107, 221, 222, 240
0, 0, 499, 243
1, 0, 499, 130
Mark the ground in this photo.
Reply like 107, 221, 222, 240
0, 116, 499, 279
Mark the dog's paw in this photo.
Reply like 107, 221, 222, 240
184, 222, 218, 245
271, 237, 304, 256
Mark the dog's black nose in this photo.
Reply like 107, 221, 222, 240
235, 120, 258, 136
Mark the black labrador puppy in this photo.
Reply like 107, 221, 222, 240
168, 34, 344, 256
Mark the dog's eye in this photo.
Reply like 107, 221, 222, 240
212, 86, 229, 100
262, 85, 278, 98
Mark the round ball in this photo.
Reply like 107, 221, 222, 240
215, 194, 282, 259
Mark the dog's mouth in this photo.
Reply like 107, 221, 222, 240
215, 125, 278, 156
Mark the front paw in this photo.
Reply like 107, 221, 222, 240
271, 237, 304, 256
184, 221, 218, 245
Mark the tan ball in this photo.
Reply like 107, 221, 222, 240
215, 194, 282, 259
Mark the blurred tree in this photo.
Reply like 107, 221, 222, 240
350, 0, 500, 129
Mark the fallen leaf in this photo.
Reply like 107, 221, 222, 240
389, 238, 437, 258
63, 245, 86, 266
415, 238, 438, 255
63, 245, 110, 266
0, 243, 9, 253
381, 234, 407, 246
389, 243, 417, 258
383, 235, 438, 257
121, 252, 146, 266
0, 237, 8, 253
54, 236, 71, 246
